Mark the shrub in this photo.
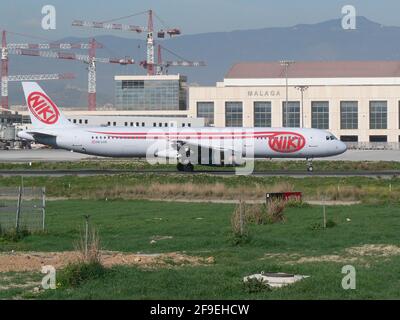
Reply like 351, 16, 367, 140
266, 199, 287, 223
0, 227, 30, 242
243, 277, 271, 293
244, 203, 269, 225
230, 202, 250, 245
58, 261, 107, 288
59, 225, 107, 288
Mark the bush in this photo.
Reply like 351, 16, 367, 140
286, 199, 310, 208
266, 199, 287, 223
0, 227, 30, 242
243, 277, 271, 293
245, 203, 269, 225
58, 261, 107, 288
230, 202, 250, 245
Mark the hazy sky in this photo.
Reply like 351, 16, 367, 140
1, 0, 400, 41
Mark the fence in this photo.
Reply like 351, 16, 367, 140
0, 187, 46, 233
345, 142, 400, 150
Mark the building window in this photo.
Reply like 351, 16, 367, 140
124, 122, 128, 126
116, 77, 187, 111
340, 135, 358, 142
85, 120, 88, 124
369, 101, 387, 129
254, 102, 271, 127
197, 102, 214, 126
142, 122, 145, 127
369, 135, 387, 142
311, 101, 329, 129
113, 122, 116, 126
282, 101, 300, 127
73, 119, 77, 124
340, 101, 358, 129
107, 121, 111, 126
225, 102, 243, 127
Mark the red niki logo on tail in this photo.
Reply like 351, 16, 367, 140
268, 132, 306, 153
27, 91, 60, 125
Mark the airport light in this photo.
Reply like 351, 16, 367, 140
280, 60, 295, 127
295, 85, 309, 128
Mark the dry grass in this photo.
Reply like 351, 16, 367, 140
88, 181, 295, 201
231, 201, 248, 237
74, 227, 101, 265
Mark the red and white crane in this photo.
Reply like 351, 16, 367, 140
72, 9, 181, 76
5, 34, 134, 111
1, 30, 103, 110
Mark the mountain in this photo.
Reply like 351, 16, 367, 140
7, 16, 400, 107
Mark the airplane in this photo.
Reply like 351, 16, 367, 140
17, 82, 347, 172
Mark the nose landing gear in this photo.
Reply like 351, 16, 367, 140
306, 158, 313, 172
177, 162, 194, 172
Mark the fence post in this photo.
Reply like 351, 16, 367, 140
15, 186, 22, 231
42, 187, 46, 231
239, 200, 244, 236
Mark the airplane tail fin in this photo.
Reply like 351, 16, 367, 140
22, 82, 75, 129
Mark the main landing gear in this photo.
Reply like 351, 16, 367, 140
177, 162, 194, 172
306, 158, 313, 172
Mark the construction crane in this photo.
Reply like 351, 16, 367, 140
72, 9, 181, 76
7, 73, 75, 81
7, 40, 134, 111
1, 30, 103, 110
151, 44, 206, 75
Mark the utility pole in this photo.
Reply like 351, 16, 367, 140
295, 85, 309, 128
280, 60, 294, 127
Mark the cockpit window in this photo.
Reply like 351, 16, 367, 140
326, 133, 338, 141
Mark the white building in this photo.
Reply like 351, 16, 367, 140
188, 61, 400, 144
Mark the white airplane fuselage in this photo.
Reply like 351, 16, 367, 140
20, 126, 347, 159
18, 82, 347, 170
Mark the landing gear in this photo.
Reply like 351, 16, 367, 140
306, 158, 313, 172
177, 162, 194, 172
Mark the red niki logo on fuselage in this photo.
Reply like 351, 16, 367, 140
27, 91, 60, 125
268, 132, 306, 153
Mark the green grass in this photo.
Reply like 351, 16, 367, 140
0, 173, 399, 203
0, 159, 400, 172
1, 200, 400, 299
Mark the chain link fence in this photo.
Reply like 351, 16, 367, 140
0, 187, 46, 233
345, 142, 400, 150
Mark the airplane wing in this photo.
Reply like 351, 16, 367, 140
154, 138, 245, 165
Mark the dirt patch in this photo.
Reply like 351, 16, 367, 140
0, 251, 214, 273
263, 244, 400, 265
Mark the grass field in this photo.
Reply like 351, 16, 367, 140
0, 159, 400, 172
1, 173, 399, 203
1, 199, 400, 299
